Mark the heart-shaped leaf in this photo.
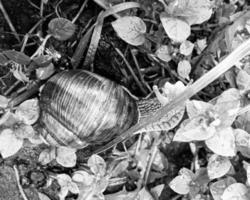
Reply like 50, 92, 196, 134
48, 18, 76, 41
160, 14, 190, 42
112, 16, 146, 46
205, 127, 236, 157
207, 154, 232, 179
210, 176, 236, 200
177, 60, 192, 79
222, 183, 250, 200
0, 129, 23, 158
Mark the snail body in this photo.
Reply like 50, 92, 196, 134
39, 70, 183, 149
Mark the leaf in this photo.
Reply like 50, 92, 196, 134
88, 154, 106, 176
205, 127, 236, 157
221, 183, 250, 200
168, 0, 213, 25
233, 128, 250, 158
214, 88, 241, 128
186, 100, 212, 118
15, 98, 39, 125
150, 184, 164, 200
210, 177, 236, 200
13, 123, 35, 139
72, 170, 94, 185
3, 50, 31, 65
0, 95, 9, 108
161, 81, 187, 102
0, 129, 23, 158
160, 15, 190, 42
155, 45, 172, 62
38, 192, 51, 200
38, 148, 56, 165
56, 174, 79, 200
236, 69, 250, 91
137, 187, 154, 200
179, 40, 194, 56
196, 38, 207, 54
177, 60, 192, 79
207, 154, 232, 179
112, 16, 146, 46
36, 63, 55, 80
48, 18, 76, 41
174, 116, 216, 142
169, 168, 194, 195
56, 147, 76, 168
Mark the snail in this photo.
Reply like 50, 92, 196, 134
39, 70, 185, 149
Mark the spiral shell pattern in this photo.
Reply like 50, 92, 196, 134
39, 70, 139, 149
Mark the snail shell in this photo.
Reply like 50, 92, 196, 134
39, 70, 139, 149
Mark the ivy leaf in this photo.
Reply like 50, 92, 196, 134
88, 154, 106, 176
169, 168, 194, 195
155, 45, 172, 62
236, 69, 250, 91
38, 148, 56, 165
48, 18, 76, 41
221, 183, 250, 200
3, 50, 31, 65
196, 38, 207, 54
168, 0, 213, 25
38, 192, 52, 200
177, 60, 192, 80
56, 147, 76, 168
214, 88, 241, 128
0, 129, 23, 158
160, 14, 190, 42
36, 63, 55, 80
56, 174, 79, 200
72, 170, 94, 185
233, 128, 250, 158
210, 177, 236, 200
112, 16, 146, 46
179, 40, 194, 56
150, 184, 164, 200
205, 127, 236, 157
207, 154, 232, 180
186, 100, 212, 118
15, 98, 39, 125
13, 123, 35, 139
173, 116, 216, 142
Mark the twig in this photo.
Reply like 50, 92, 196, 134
26, 0, 40, 10
115, 47, 147, 95
0, 0, 20, 42
72, 0, 89, 24
93, 37, 250, 155
13, 165, 29, 200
